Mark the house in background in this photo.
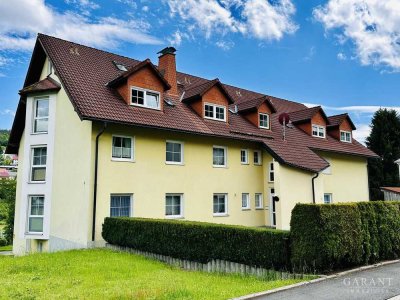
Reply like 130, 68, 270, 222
7, 34, 377, 255
381, 159, 400, 201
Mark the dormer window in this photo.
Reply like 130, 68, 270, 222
340, 131, 352, 143
312, 124, 326, 138
204, 103, 226, 122
131, 87, 160, 110
259, 113, 270, 129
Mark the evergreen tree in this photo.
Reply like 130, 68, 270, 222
366, 109, 400, 200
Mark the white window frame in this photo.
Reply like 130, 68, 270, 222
166, 140, 184, 165
111, 135, 134, 162
27, 195, 45, 234
32, 97, 49, 134
204, 102, 226, 122
213, 146, 227, 168
312, 124, 326, 138
30, 145, 47, 183
130, 86, 161, 110
340, 130, 352, 143
110, 194, 133, 217
324, 193, 333, 204
213, 193, 228, 216
255, 193, 263, 209
165, 193, 184, 219
241, 193, 250, 210
259, 113, 270, 129
240, 149, 249, 165
268, 162, 275, 182
254, 150, 262, 165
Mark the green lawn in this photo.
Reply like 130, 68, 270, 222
0, 249, 309, 299
0, 245, 12, 251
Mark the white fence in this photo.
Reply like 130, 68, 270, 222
106, 244, 307, 280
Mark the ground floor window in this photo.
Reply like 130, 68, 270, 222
110, 195, 131, 217
241, 193, 250, 209
255, 193, 263, 209
165, 194, 183, 218
213, 194, 228, 215
324, 193, 332, 204
28, 195, 44, 233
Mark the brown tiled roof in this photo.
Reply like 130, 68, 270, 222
327, 113, 356, 130
236, 96, 276, 113
7, 34, 378, 172
381, 187, 400, 194
182, 78, 234, 103
288, 106, 328, 124
19, 76, 60, 95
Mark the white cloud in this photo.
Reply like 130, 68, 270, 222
166, 0, 297, 41
352, 123, 371, 144
117, 0, 137, 9
142, 5, 149, 12
337, 52, 347, 60
216, 40, 235, 51
167, 30, 190, 46
303, 46, 316, 61
304, 103, 400, 114
0, 0, 161, 53
314, 0, 400, 71
0, 109, 15, 117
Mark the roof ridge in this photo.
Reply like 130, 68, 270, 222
328, 113, 348, 117
289, 105, 321, 114
37, 33, 141, 64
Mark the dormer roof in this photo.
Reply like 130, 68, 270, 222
182, 78, 234, 104
19, 76, 60, 95
288, 106, 329, 124
236, 96, 276, 114
327, 113, 356, 130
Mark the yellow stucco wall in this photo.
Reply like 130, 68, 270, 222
94, 123, 273, 241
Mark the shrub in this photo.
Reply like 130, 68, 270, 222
102, 218, 291, 270
0, 238, 7, 247
291, 201, 400, 273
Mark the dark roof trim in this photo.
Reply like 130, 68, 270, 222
327, 113, 357, 130
237, 96, 277, 114
290, 106, 329, 124
19, 76, 61, 95
182, 78, 235, 104
107, 59, 171, 90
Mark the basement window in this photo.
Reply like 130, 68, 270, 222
312, 124, 326, 138
131, 87, 160, 110
340, 131, 352, 143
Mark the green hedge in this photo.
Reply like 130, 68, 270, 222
291, 201, 400, 272
102, 218, 291, 270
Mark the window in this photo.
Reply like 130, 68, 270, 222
312, 124, 326, 138
269, 162, 275, 182
241, 193, 250, 209
110, 195, 131, 217
28, 196, 44, 233
255, 193, 263, 209
254, 150, 262, 165
259, 113, 270, 129
131, 87, 160, 109
213, 194, 228, 215
324, 193, 332, 204
31, 147, 47, 182
165, 194, 183, 218
33, 98, 49, 133
112, 136, 133, 161
340, 131, 352, 143
166, 141, 183, 164
204, 103, 226, 122
213, 146, 227, 167
240, 149, 249, 164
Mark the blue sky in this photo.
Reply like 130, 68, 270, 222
1, 0, 400, 143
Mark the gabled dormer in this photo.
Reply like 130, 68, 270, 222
182, 79, 234, 122
107, 59, 171, 111
327, 114, 356, 143
236, 96, 276, 129
289, 106, 329, 138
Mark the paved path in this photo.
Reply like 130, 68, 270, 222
257, 262, 400, 300
0, 251, 12, 256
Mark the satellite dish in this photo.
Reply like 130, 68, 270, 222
278, 113, 290, 125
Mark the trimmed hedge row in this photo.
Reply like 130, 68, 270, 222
102, 217, 291, 270
291, 201, 400, 272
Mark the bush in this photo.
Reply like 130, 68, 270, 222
291, 201, 400, 272
103, 218, 291, 270
0, 238, 7, 247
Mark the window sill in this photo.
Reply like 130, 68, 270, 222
213, 213, 229, 217
204, 117, 226, 122
165, 162, 184, 166
213, 165, 228, 168
254, 164, 262, 166
25, 233, 47, 239
255, 208, 264, 210
165, 216, 184, 220
241, 208, 251, 211
130, 103, 161, 111
111, 158, 135, 163
241, 162, 249, 165
30, 131, 48, 135
28, 181, 46, 184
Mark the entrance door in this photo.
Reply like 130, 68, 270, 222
269, 188, 276, 227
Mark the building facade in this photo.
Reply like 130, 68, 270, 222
7, 34, 377, 255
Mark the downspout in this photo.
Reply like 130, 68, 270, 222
92, 122, 107, 242
312, 172, 319, 204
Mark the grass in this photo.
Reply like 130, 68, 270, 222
0, 245, 12, 251
0, 249, 310, 299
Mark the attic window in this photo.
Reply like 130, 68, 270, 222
113, 61, 128, 72
312, 124, 326, 138
259, 113, 270, 129
340, 131, 352, 143
204, 103, 226, 122
131, 86, 160, 110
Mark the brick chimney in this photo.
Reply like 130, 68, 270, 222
158, 47, 178, 96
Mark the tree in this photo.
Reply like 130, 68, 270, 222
0, 179, 16, 244
366, 109, 400, 200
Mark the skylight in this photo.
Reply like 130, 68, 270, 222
113, 61, 128, 72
